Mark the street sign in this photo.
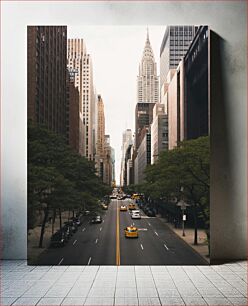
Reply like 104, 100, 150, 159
183, 214, 187, 221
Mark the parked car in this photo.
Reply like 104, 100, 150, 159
50, 231, 66, 247
71, 217, 81, 226
101, 204, 108, 210
61, 224, 73, 239
90, 216, 102, 224
64, 221, 78, 233
146, 210, 156, 217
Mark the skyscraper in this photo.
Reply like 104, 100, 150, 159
96, 95, 105, 179
67, 39, 95, 160
28, 26, 67, 136
120, 129, 133, 186
137, 29, 159, 104
160, 26, 198, 89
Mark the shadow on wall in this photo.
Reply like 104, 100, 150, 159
210, 31, 246, 264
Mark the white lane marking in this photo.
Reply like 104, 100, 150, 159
58, 258, 64, 265
138, 228, 148, 231
140, 244, 144, 250
73, 239, 77, 245
103, 220, 105, 223
148, 222, 151, 226
164, 244, 169, 250
95, 238, 98, 244
155, 231, 159, 236
87, 257, 92, 265
100, 227, 102, 231
82, 228, 86, 232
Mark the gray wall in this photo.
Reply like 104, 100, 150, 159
1, 1, 246, 260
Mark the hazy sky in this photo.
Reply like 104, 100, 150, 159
68, 26, 165, 184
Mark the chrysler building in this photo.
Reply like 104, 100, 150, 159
137, 29, 159, 103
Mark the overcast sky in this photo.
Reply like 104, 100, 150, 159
68, 26, 165, 185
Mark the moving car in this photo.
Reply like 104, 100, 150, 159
131, 209, 141, 218
120, 205, 127, 211
50, 231, 66, 247
90, 215, 102, 224
124, 226, 139, 238
128, 203, 136, 210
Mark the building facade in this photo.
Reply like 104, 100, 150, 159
184, 26, 210, 140
66, 77, 80, 152
134, 128, 151, 184
137, 30, 159, 104
135, 102, 155, 150
120, 129, 133, 186
160, 26, 198, 91
28, 26, 67, 136
151, 104, 168, 164
95, 95, 105, 178
167, 61, 185, 150
67, 39, 95, 160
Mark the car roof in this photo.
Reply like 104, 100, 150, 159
126, 226, 137, 231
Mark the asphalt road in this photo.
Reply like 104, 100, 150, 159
34, 199, 208, 265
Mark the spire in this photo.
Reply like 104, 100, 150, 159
146, 27, 149, 43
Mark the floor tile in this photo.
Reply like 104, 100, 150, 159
157, 288, 180, 298
159, 297, 185, 305
182, 297, 207, 305
115, 288, 138, 298
203, 297, 233, 305
84, 297, 114, 305
114, 297, 138, 305
12, 297, 41, 305
88, 287, 115, 298
61, 297, 86, 305
137, 287, 158, 298
227, 297, 248, 305
37, 297, 64, 305
138, 297, 161, 305
0, 297, 17, 306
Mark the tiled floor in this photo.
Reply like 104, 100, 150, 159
0, 261, 247, 305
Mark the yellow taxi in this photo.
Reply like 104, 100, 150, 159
124, 226, 138, 238
120, 205, 127, 211
128, 203, 136, 210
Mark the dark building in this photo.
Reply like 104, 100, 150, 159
135, 102, 155, 150
28, 26, 67, 136
184, 26, 209, 139
66, 76, 80, 152
160, 25, 198, 89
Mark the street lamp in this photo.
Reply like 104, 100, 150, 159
176, 199, 190, 237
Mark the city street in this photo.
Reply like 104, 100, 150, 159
36, 199, 208, 265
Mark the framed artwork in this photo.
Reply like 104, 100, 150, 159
27, 25, 210, 265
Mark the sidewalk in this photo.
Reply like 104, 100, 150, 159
27, 211, 74, 263
159, 217, 209, 262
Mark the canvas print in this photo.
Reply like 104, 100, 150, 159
28, 25, 210, 265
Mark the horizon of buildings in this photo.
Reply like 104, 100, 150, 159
28, 26, 115, 187
120, 25, 210, 187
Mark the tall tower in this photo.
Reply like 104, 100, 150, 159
67, 39, 95, 160
160, 26, 198, 89
96, 95, 105, 179
137, 29, 159, 104
28, 26, 67, 136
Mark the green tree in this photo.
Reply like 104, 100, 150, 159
143, 136, 210, 248
28, 121, 111, 247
